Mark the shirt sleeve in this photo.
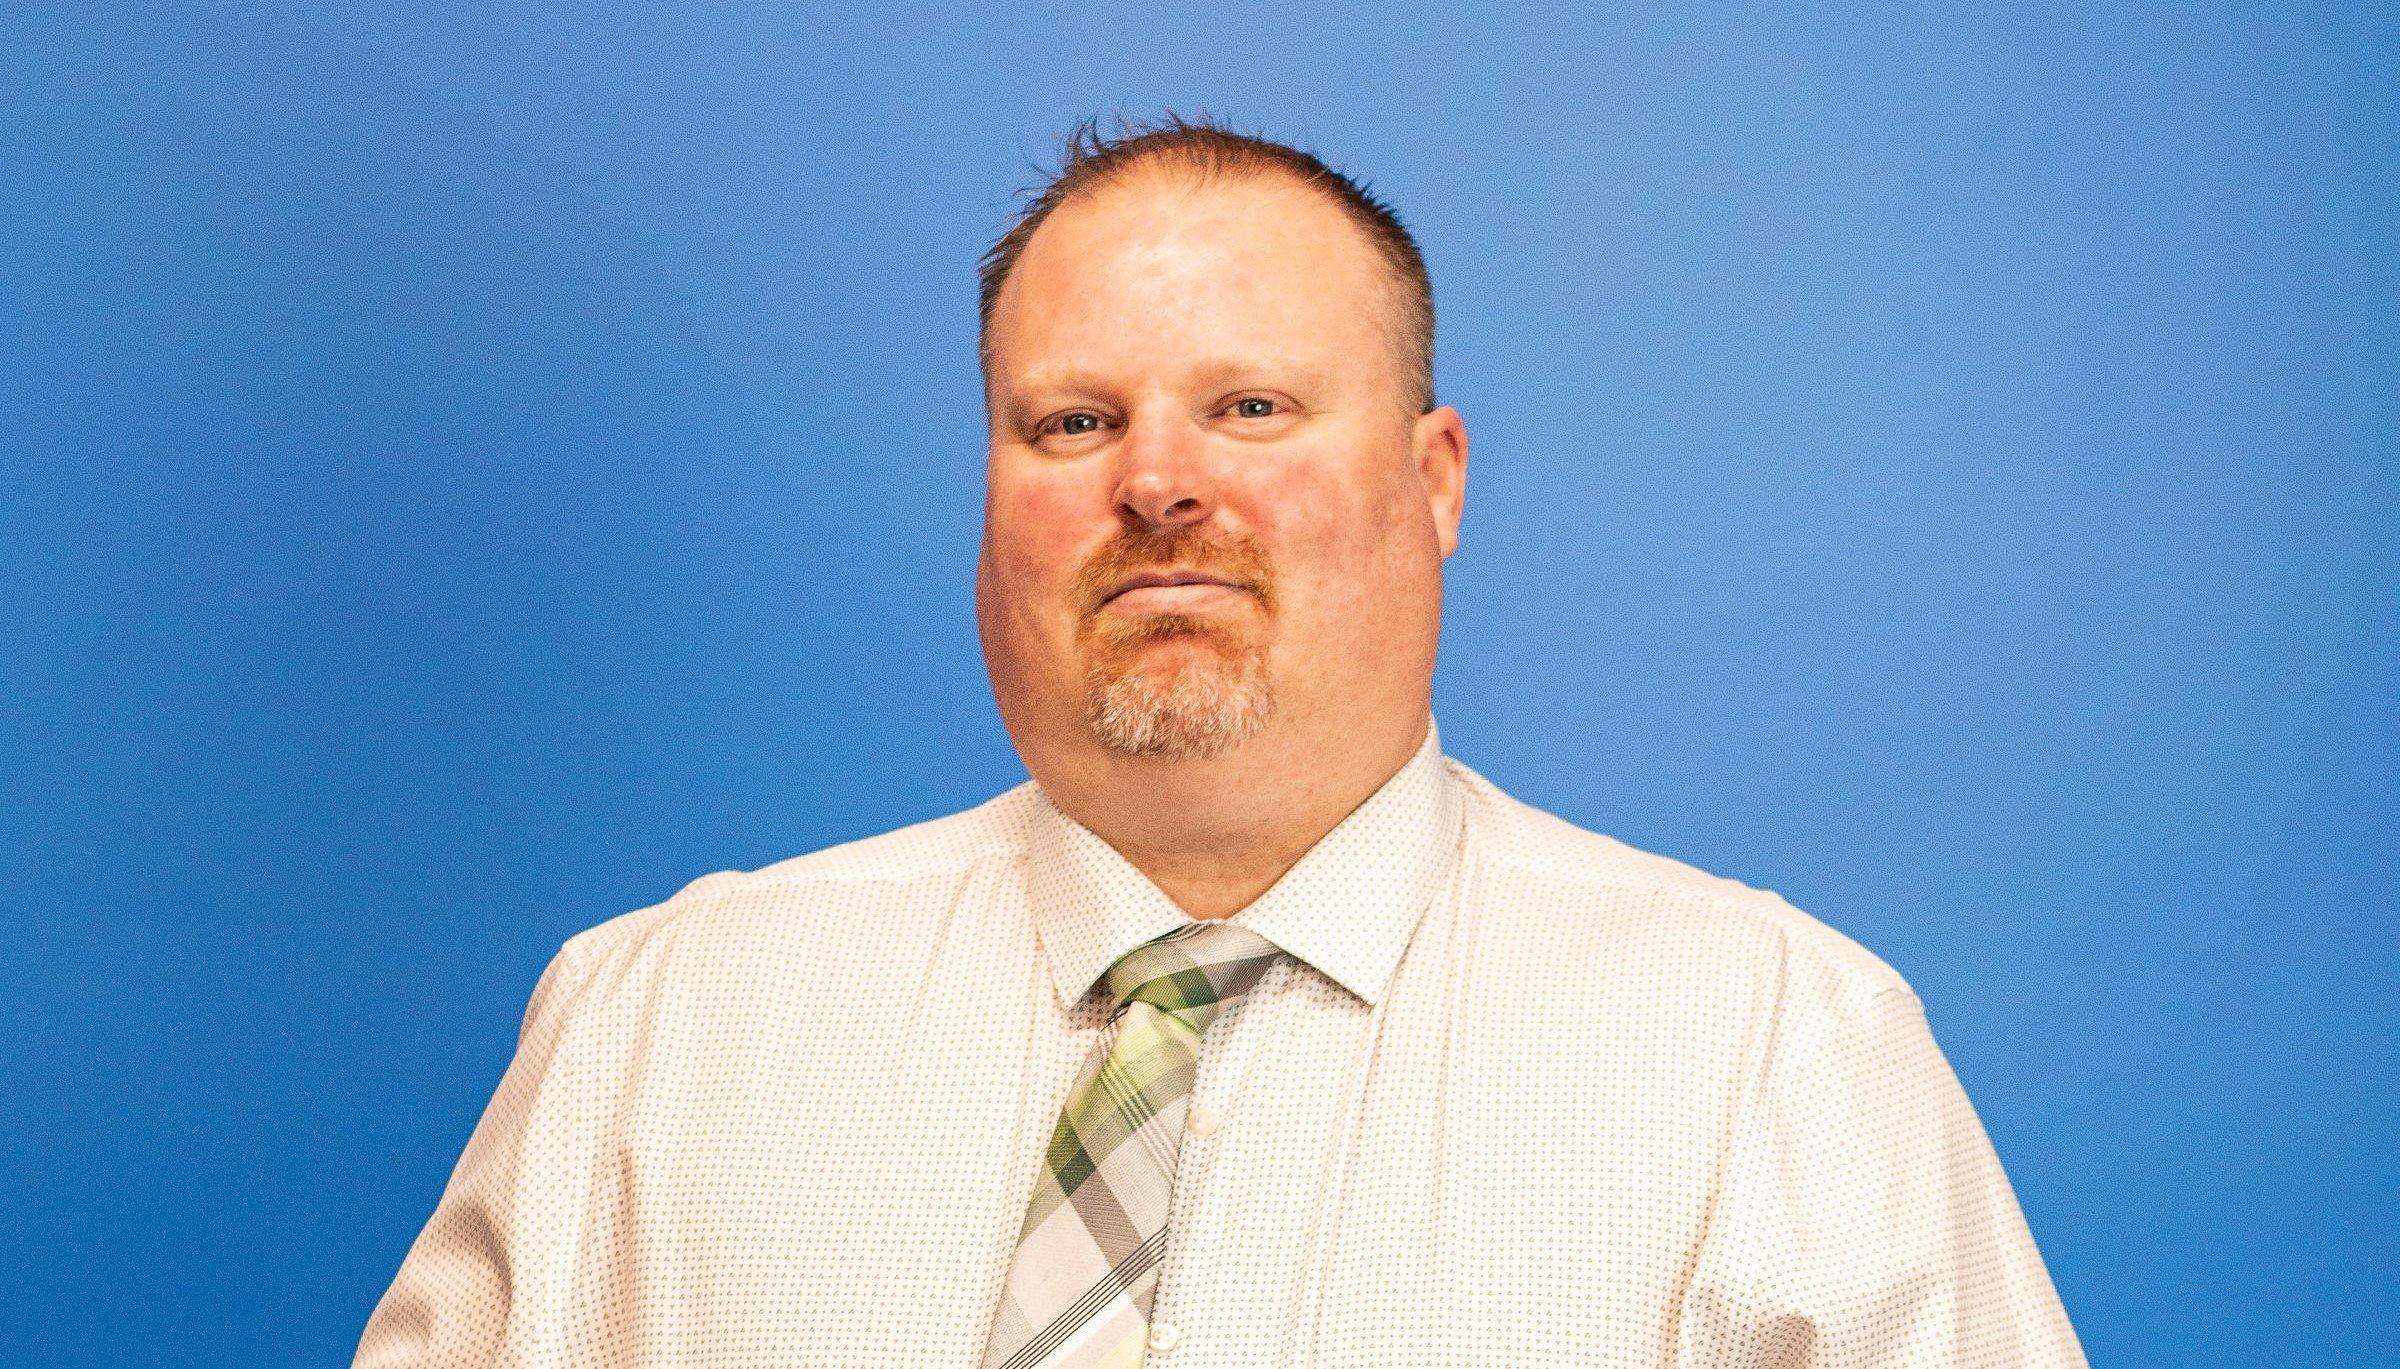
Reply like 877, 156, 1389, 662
1675, 979, 2086, 1368
351, 940, 604, 1368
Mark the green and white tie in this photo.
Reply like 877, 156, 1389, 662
981, 919, 1286, 1369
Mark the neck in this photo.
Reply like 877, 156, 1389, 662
1031, 710, 1433, 921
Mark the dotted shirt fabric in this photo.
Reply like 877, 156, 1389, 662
354, 716, 2086, 1367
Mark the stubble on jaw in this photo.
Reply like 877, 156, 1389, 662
1071, 527, 1280, 761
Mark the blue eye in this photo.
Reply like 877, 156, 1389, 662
1056, 413, 1100, 435
1233, 398, 1277, 418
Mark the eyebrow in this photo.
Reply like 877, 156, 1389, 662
1002, 356, 1334, 402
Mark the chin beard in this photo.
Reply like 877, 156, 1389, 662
1079, 615, 1275, 761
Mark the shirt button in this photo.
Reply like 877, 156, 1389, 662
1186, 1102, 1220, 1136
1146, 1321, 1181, 1353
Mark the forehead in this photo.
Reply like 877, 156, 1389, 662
987, 172, 1397, 389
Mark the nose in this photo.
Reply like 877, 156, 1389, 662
1111, 407, 1215, 530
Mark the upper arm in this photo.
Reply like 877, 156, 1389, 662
1677, 976, 2086, 1368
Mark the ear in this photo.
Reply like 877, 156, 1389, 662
1410, 405, 1469, 558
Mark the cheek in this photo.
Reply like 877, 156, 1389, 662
1246, 450, 1407, 595
989, 470, 1100, 583
1244, 453, 1344, 546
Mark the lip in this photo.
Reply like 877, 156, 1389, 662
1102, 568, 1248, 604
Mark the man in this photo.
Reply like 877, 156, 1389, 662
356, 116, 2085, 1367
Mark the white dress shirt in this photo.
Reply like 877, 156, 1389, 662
355, 716, 2084, 1367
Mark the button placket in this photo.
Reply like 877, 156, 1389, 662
1186, 1100, 1221, 1136
1148, 960, 1278, 1366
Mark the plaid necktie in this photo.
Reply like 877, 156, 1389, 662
981, 918, 1286, 1369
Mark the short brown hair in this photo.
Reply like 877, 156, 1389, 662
977, 113, 1436, 415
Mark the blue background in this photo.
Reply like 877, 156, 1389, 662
4, 3, 2392, 1364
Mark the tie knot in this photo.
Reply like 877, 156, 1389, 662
1103, 919, 1285, 1034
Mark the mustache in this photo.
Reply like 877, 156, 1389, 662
1072, 526, 1278, 617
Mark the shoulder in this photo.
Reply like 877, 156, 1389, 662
542, 781, 1044, 993
1445, 757, 1914, 1017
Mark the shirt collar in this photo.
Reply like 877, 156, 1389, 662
1024, 715, 1463, 1016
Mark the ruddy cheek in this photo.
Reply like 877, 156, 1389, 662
1025, 473, 1100, 530
1278, 459, 1387, 567
1237, 455, 1331, 541
1274, 469, 1401, 619
998, 482, 1123, 628
992, 476, 1089, 572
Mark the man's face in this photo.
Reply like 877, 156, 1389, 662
977, 171, 1460, 764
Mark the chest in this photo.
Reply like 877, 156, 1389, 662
607, 941, 1756, 1367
